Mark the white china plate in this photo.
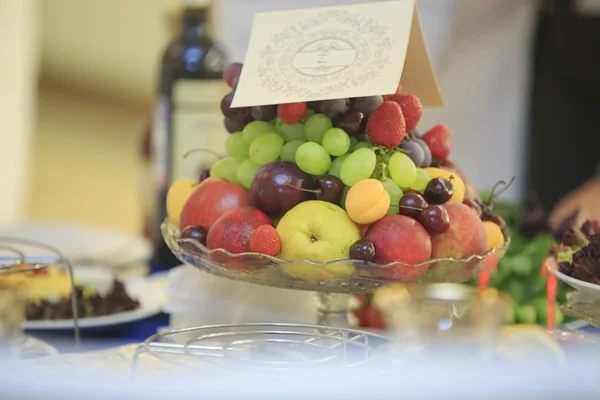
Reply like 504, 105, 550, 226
0, 223, 152, 269
549, 266, 600, 301
22, 274, 167, 330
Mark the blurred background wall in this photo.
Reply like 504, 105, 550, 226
29, 0, 209, 234
0, 0, 37, 225
40, 0, 223, 104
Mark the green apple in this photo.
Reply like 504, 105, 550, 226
276, 200, 361, 280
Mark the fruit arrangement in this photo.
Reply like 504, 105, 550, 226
164, 62, 509, 291
354, 193, 576, 330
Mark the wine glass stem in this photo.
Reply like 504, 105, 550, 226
316, 293, 351, 328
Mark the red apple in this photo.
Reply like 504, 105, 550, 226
365, 215, 432, 280
206, 207, 271, 253
180, 179, 253, 230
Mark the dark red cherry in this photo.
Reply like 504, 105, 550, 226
315, 175, 344, 205
350, 239, 376, 262
419, 205, 450, 234
399, 193, 428, 220
423, 178, 454, 205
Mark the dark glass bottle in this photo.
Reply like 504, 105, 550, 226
149, 0, 228, 269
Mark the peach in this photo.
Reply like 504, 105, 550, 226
431, 203, 488, 260
345, 179, 390, 224
425, 167, 465, 204
483, 221, 505, 251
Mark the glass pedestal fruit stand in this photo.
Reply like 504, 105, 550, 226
161, 3, 518, 354
162, 221, 510, 328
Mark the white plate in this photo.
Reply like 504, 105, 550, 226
22, 274, 167, 330
0, 223, 152, 269
547, 257, 600, 300
16, 336, 59, 359
553, 270, 600, 300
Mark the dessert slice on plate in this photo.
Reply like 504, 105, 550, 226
0, 265, 71, 301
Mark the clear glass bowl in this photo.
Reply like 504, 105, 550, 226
162, 220, 511, 294
561, 291, 600, 329
373, 283, 511, 359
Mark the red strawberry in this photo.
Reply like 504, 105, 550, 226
249, 225, 281, 256
277, 102, 306, 124
422, 124, 451, 160
396, 95, 422, 131
366, 101, 406, 148
384, 94, 423, 131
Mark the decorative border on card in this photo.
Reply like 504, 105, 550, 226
255, 10, 395, 100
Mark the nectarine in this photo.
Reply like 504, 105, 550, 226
345, 179, 390, 224
365, 215, 432, 280
206, 207, 271, 253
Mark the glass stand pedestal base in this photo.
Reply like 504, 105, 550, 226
316, 293, 352, 328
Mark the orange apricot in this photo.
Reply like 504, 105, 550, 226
345, 179, 391, 224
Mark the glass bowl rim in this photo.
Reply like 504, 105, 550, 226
163, 220, 511, 269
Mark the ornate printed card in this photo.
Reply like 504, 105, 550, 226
232, 0, 443, 108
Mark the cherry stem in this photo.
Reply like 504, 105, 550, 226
183, 148, 225, 160
486, 176, 516, 204
284, 181, 321, 194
